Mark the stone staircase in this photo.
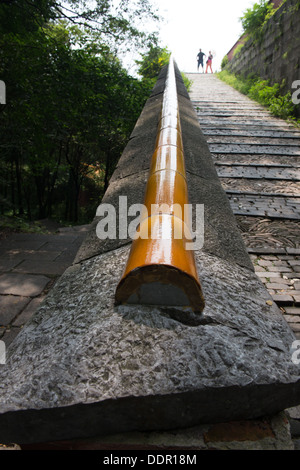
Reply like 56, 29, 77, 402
186, 73, 300, 340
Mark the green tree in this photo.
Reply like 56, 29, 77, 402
0, 0, 159, 47
240, 0, 273, 41
136, 45, 171, 81
0, 10, 155, 223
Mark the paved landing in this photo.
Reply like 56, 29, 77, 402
0, 226, 89, 346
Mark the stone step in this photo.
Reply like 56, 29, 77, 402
216, 165, 300, 180
210, 144, 300, 156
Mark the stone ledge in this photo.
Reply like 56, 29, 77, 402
0, 247, 299, 444
0, 61, 299, 446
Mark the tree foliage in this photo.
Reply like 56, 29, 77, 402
0, 0, 159, 51
136, 45, 192, 92
240, 0, 274, 41
217, 70, 299, 124
136, 45, 171, 80
0, 1, 160, 224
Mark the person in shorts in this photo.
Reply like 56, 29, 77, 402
196, 49, 206, 73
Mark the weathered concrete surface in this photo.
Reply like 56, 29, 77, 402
0, 246, 299, 444
75, 73, 253, 272
0, 63, 299, 445
74, 171, 149, 262
0, 272, 50, 297
0, 228, 90, 346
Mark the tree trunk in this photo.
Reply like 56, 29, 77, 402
10, 159, 16, 216
15, 153, 24, 216
104, 149, 110, 192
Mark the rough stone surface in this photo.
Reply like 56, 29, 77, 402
0, 246, 299, 444
75, 72, 253, 272
74, 171, 149, 263
0, 62, 299, 446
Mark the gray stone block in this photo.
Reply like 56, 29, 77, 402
186, 173, 253, 271
0, 239, 47, 255
0, 273, 50, 297
13, 259, 71, 276
0, 258, 22, 272
0, 295, 30, 325
12, 297, 46, 327
178, 96, 221, 180
0, 247, 299, 444
74, 170, 149, 264
0, 59, 299, 446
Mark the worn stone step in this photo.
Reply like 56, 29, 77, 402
207, 136, 300, 146
210, 144, 300, 156
216, 165, 300, 181
212, 154, 300, 167
198, 118, 296, 128
224, 183, 300, 196
202, 129, 300, 139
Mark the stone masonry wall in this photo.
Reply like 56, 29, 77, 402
227, 0, 300, 99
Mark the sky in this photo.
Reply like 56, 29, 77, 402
148, 0, 256, 73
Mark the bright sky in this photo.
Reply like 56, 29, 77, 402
151, 0, 256, 73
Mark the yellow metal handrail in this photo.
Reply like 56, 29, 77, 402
115, 57, 205, 313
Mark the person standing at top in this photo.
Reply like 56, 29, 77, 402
206, 51, 213, 73
196, 49, 206, 73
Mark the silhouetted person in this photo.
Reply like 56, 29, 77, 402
196, 49, 206, 73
